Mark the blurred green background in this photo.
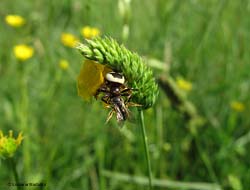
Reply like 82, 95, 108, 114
1, 0, 250, 189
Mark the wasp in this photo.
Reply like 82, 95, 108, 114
95, 71, 141, 123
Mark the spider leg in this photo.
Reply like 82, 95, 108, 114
101, 94, 111, 106
120, 87, 132, 94
126, 102, 142, 107
120, 88, 132, 102
104, 104, 111, 109
120, 87, 140, 102
105, 109, 115, 123
94, 85, 110, 99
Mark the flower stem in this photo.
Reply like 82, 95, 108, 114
9, 158, 21, 190
138, 110, 153, 190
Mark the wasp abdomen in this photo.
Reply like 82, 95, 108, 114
111, 97, 128, 122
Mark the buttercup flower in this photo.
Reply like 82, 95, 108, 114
61, 33, 79, 48
81, 26, 100, 39
59, 59, 69, 70
230, 101, 245, 112
0, 130, 23, 159
13, 44, 34, 61
5, 14, 25, 27
176, 77, 192, 92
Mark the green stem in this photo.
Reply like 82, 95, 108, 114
18, 62, 30, 178
9, 158, 21, 190
102, 170, 221, 190
96, 140, 106, 190
139, 110, 153, 190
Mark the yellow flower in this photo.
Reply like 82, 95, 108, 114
0, 130, 23, 159
176, 77, 192, 92
13, 44, 34, 61
81, 26, 100, 39
61, 33, 79, 48
81, 26, 91, 38
5, 14, 25, 27
59, 59, 69, 70
91, 28, 100, 37
230, 101, 245, 112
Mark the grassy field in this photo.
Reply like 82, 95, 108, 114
1, 0, 250, 189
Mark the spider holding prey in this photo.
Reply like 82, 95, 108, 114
77, 60, 141, 123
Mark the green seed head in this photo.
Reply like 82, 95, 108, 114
76, 37, 158, 109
